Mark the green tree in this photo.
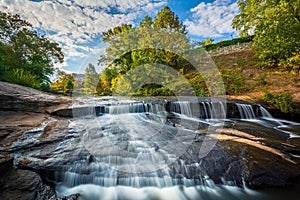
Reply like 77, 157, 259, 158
84, 63, 98, 95
153, 6, 186, 34
51, 70, 76, 95
98, 6, 192, 96
232, 0, 300, 71
96, 67, 118, 95
0, 11, 64, 88
102, 24, 133, 42
139, 16, 153, 28
64, 79, 74, 96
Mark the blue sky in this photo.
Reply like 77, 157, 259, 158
0, 0, 239, 73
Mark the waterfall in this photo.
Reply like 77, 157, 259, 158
71, 99, 275, 121
236, 103, 256, 119
57, 105, 197, 189
170, 101, 193, 117
107, 103, 148, 114
56, 160, 198, 188
54, 97, 289, 200
56, 183, 260, 200
259, 106, 273, 118
168, 101, 226, 120
200, 102, 226, 119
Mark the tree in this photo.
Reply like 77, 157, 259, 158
0, 11, 64, 88
64, 79, 74, 96
84, 63, 98, 94
153, 6, 186, 34
139, 16, 153, 28
51, 70, 76, 95
98, 6, 192, 95
102, 24, 132, 42
232, 0, 300, 71
96, 67, 118, 95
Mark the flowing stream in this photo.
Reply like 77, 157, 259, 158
53, 97, 300, 200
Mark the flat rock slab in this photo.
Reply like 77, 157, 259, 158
0, 81, 71, 113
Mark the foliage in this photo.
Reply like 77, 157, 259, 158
110, 63, 195, 96
153, 6, 186, 34
203, 36, 254, 51
84, 63, 98, 95
132, 84, 174, 96
220, 69, 248, 95
185, 69, 248, 96
261, 90, 293, 113
96, 67, 118, 95
185, 72, 209, 96
0, 11, 64, 88
99, 8, 190, 69
256, 73, 267, 86
97, 6, 191, 96
2, 68, 40, 89
51, 70, 76, 95
65, 79, 74, 94
232, 0, 300, 71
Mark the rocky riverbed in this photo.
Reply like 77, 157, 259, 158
0, 81, 74, 199
0, 81, 300, 200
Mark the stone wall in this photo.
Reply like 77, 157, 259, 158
208, 42, 253, 57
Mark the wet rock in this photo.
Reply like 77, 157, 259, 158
0, 81, 71, 113
48, 106, 106, 118
0, 162, 79, 200
10, 117, 300, 189
50, 194, 80, 200
1, 84, 300, 195
0, 166, 56, 200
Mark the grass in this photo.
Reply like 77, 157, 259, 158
211, 49, 300, 114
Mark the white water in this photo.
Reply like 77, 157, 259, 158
236, 103, 256, 119
55, 98, 299, 199
56, 183, 262, 200
200, 102, 226, 119
259, 106, 273, 118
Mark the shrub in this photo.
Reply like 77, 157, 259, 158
2, 69, 41, 89
132, 84, 174, 96
256, 74, 267, 86
220, 69, 248, 95
261, 90, 293, 113
185, 72, 209, 96
203, 36, 254, 51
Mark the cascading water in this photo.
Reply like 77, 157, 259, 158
53, 98, 299, 199
236, 103, 256, 119
259, 106, 273, 118
200, 102, 226, 119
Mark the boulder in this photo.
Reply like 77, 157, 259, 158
0, 81, 71, 113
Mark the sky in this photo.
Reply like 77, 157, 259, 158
0, 0, 240, 73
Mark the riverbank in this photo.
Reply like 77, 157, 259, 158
211, 49, 300, 117
0, 81, 300, 199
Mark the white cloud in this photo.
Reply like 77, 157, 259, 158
0, 0, 167, 71
184, 0, 239, 38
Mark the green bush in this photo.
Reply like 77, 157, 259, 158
185, 72, 209, 96
256, 74, 267, 86
2, 69, 41, 89
132, 84, 174, 96
185, 70, 248, 96
220, 69, 248, 95
204, 36, 254, 51
261, 90, 293, 113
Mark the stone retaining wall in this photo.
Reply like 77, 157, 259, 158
208, 42, 253, 57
